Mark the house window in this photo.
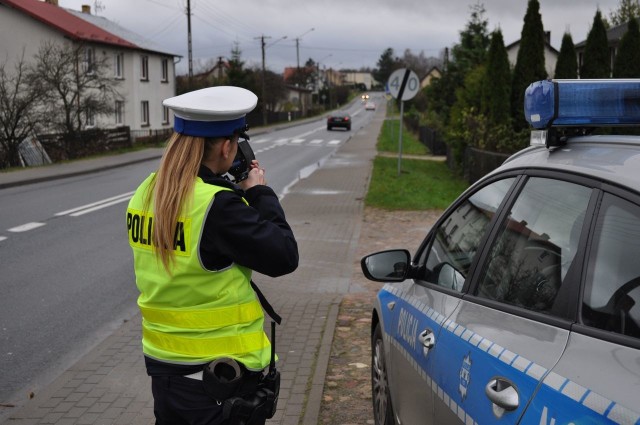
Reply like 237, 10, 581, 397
141, 55, 149, 81
86, 108, 95, 127
161, 58, 169, 82
115, 53, 124, 79
141, 101, 149, 126
115, 100, 124, 125
162, 104, 169, 124
84, 47, 95, 74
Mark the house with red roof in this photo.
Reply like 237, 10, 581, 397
0, 0, 180, 134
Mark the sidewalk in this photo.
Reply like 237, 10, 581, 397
0, 110, 383, 424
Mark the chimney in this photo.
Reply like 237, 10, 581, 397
545, 31, 551, 45
81, 4, 91, 14
44, 0, 59, 6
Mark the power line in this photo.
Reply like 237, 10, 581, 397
191, 14, 253, 42
147, 13, 183, 39
195, 2, 257, 36
140, 0, 179, 11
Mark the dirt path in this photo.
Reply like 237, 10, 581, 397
318, 207, 442, 424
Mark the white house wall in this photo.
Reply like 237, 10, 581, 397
113, 50, 175, 133
0, 4, 176, 134
507, 45, 558, 78
0, 4, 65, 65
343, 72, 374, 90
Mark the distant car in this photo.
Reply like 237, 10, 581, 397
362, 79, 640, 425
361, 94, 370, 102
327, 111, 351, 131
365, 101, 376, 111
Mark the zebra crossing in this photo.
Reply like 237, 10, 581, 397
250, 136, 342, 153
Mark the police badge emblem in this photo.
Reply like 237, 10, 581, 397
459, 353, 472, 401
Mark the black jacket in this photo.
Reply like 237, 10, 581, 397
145, 165, 298, 376
198, 165, 298, 276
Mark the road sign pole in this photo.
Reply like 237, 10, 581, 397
387, 68, 419, 178
398, 100, 404, 176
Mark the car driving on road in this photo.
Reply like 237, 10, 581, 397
327, 111, 351, 131
362, 79, 640, 425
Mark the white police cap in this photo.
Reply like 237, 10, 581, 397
163, 86, 258, 138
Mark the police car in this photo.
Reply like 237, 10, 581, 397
361, 79, 640, 425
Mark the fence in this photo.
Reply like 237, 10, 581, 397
419, 126, 447, 155
18, 136, 52, 166
464, 147, 511, 184
130, 128, 172, 145
38, 127, 131, 162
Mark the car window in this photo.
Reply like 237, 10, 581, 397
417, 177, 515, 291
582, 194, 640, 339
475, 177, 592, 315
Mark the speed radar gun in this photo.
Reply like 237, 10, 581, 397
228, 128, 256, 183
203, 281, 282, 425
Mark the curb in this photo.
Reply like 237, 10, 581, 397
302, 298, 341, 425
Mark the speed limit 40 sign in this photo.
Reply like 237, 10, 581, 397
387, 68, 420, 101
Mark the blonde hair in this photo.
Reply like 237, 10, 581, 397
144, 133, 219, 272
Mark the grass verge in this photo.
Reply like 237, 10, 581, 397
377, 118, 428, 155
365, 157, 469, 210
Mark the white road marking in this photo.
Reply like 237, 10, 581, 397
290, 139, 305, 144
0, 236, 7, 242
70, 197, 132, 217
8, 222, 46, 232
250, 138, 270, 144
55, 191, 135, 216
309, 139, 323, 144
328, 140, 341, 145
295, 126, 326, 138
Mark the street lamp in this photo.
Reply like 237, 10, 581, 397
266, 34, 288, 49
294, 28, 314, 69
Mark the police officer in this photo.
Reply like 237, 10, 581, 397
126, 86, 299, 424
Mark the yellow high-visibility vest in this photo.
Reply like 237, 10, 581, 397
126, 173, 271, 370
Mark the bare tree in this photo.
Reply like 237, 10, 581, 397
402, 49, 442, 78
32, 41, 120, 156
608, 0, 640, 26
0, 52, 44, 168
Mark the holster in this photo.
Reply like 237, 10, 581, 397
222, 369, 281, 425
201, 358, 262, 401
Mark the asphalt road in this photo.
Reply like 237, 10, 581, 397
0, 97, 380, 407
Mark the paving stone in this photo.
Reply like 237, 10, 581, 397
1, 111, 384, 425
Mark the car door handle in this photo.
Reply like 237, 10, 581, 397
485, 378, 519, 413
418, 329, 435, 349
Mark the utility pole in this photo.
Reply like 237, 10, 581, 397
294, 28, 314, 69
187, 0, 193, 80
217, 56, 224, 80
255, 35, 270, 126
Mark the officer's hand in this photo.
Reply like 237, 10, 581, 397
240, 162, 266, 190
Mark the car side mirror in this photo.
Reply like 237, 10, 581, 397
361, 249, 412, 282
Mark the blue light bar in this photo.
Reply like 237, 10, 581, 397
525, 79, 640, 129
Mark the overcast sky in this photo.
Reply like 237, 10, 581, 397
58, 0, 622, 76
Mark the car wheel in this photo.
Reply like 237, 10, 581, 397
327, 125, 332, 131
372, 323, 395, 425
347, 125, 351, 131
